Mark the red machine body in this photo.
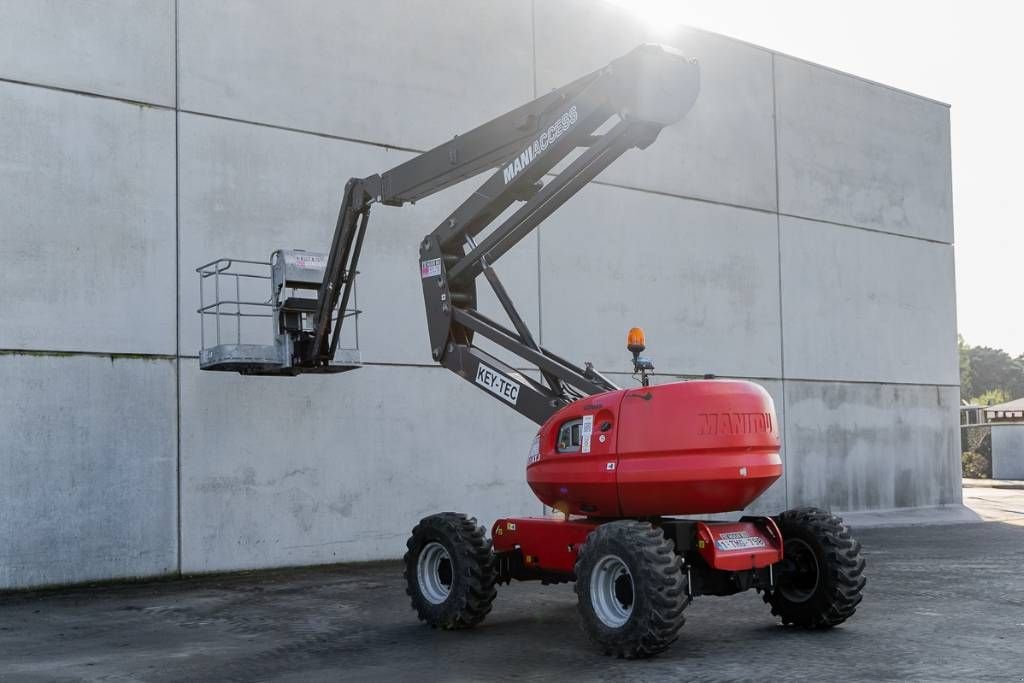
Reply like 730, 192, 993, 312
694, 518, 783, 571
526, 379, 782, 517
491, 517, 600, 574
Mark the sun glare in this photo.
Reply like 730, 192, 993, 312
605, 0, 692, 31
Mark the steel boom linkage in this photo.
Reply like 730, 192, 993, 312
284, 45, 698, 424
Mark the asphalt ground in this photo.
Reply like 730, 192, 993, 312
2, 498, 1023, 681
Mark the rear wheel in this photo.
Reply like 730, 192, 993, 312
404, 512, 497, 629
574, 520, 688, 658
765, 507, 866, 628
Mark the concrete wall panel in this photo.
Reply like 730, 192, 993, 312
991, 425, 1024, 480
540, 185, 781, 379
780, 216, 958, 385
179, 363, 540, 572
534, 1, 776, 211
177, 0, 533, 151
775, 56, 953, 242
0, 354, 177, 589
783, 380, 961, 512
0, 83, 177, 355
177, 113, 538, 367
0, 4, 960, 591
0, 0, 175, 106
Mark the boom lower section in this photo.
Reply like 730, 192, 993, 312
416, 45, 699, 423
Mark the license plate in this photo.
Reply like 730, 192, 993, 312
715, 535, 766, 551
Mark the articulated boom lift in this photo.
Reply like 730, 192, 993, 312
198, 45, 865, 659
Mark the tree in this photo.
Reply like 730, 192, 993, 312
966, 345, 1024, 401
974, 388, 1009, 406
959, 334, 973, 399
957, 337, 1024, 403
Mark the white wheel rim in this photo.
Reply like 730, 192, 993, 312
590, 554, 634, 628
417, 542, 453, 604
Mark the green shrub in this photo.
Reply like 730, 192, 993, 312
962, 450, 991, 479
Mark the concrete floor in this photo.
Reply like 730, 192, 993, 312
2, 497, 1024, 681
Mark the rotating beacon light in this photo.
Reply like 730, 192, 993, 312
627, 327, 655, 387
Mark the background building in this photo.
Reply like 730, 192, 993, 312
979, 398, 1024, 479
0, 0, 959, 590
984, 398, 1024, 423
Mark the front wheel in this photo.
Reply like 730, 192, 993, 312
574, 520, 689, 658
404, 512, 497, 629
765, 507, 866, 628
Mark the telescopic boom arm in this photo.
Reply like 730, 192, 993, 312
289, 44, 698, 424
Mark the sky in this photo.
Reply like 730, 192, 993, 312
607, 0, 1024, 355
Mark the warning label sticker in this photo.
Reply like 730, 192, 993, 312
286, 253, 326, 269
581, 414, 594, 453
475, 364, 520, 405
420, 258, 442, 278
527, 435, 540, 465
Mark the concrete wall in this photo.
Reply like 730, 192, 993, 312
0, 0, 958, 589
991, 425, 1024, 480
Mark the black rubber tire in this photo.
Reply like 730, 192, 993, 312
574, 520, 689, 658
765, 507, 866, 628
404, 512, 497, 629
